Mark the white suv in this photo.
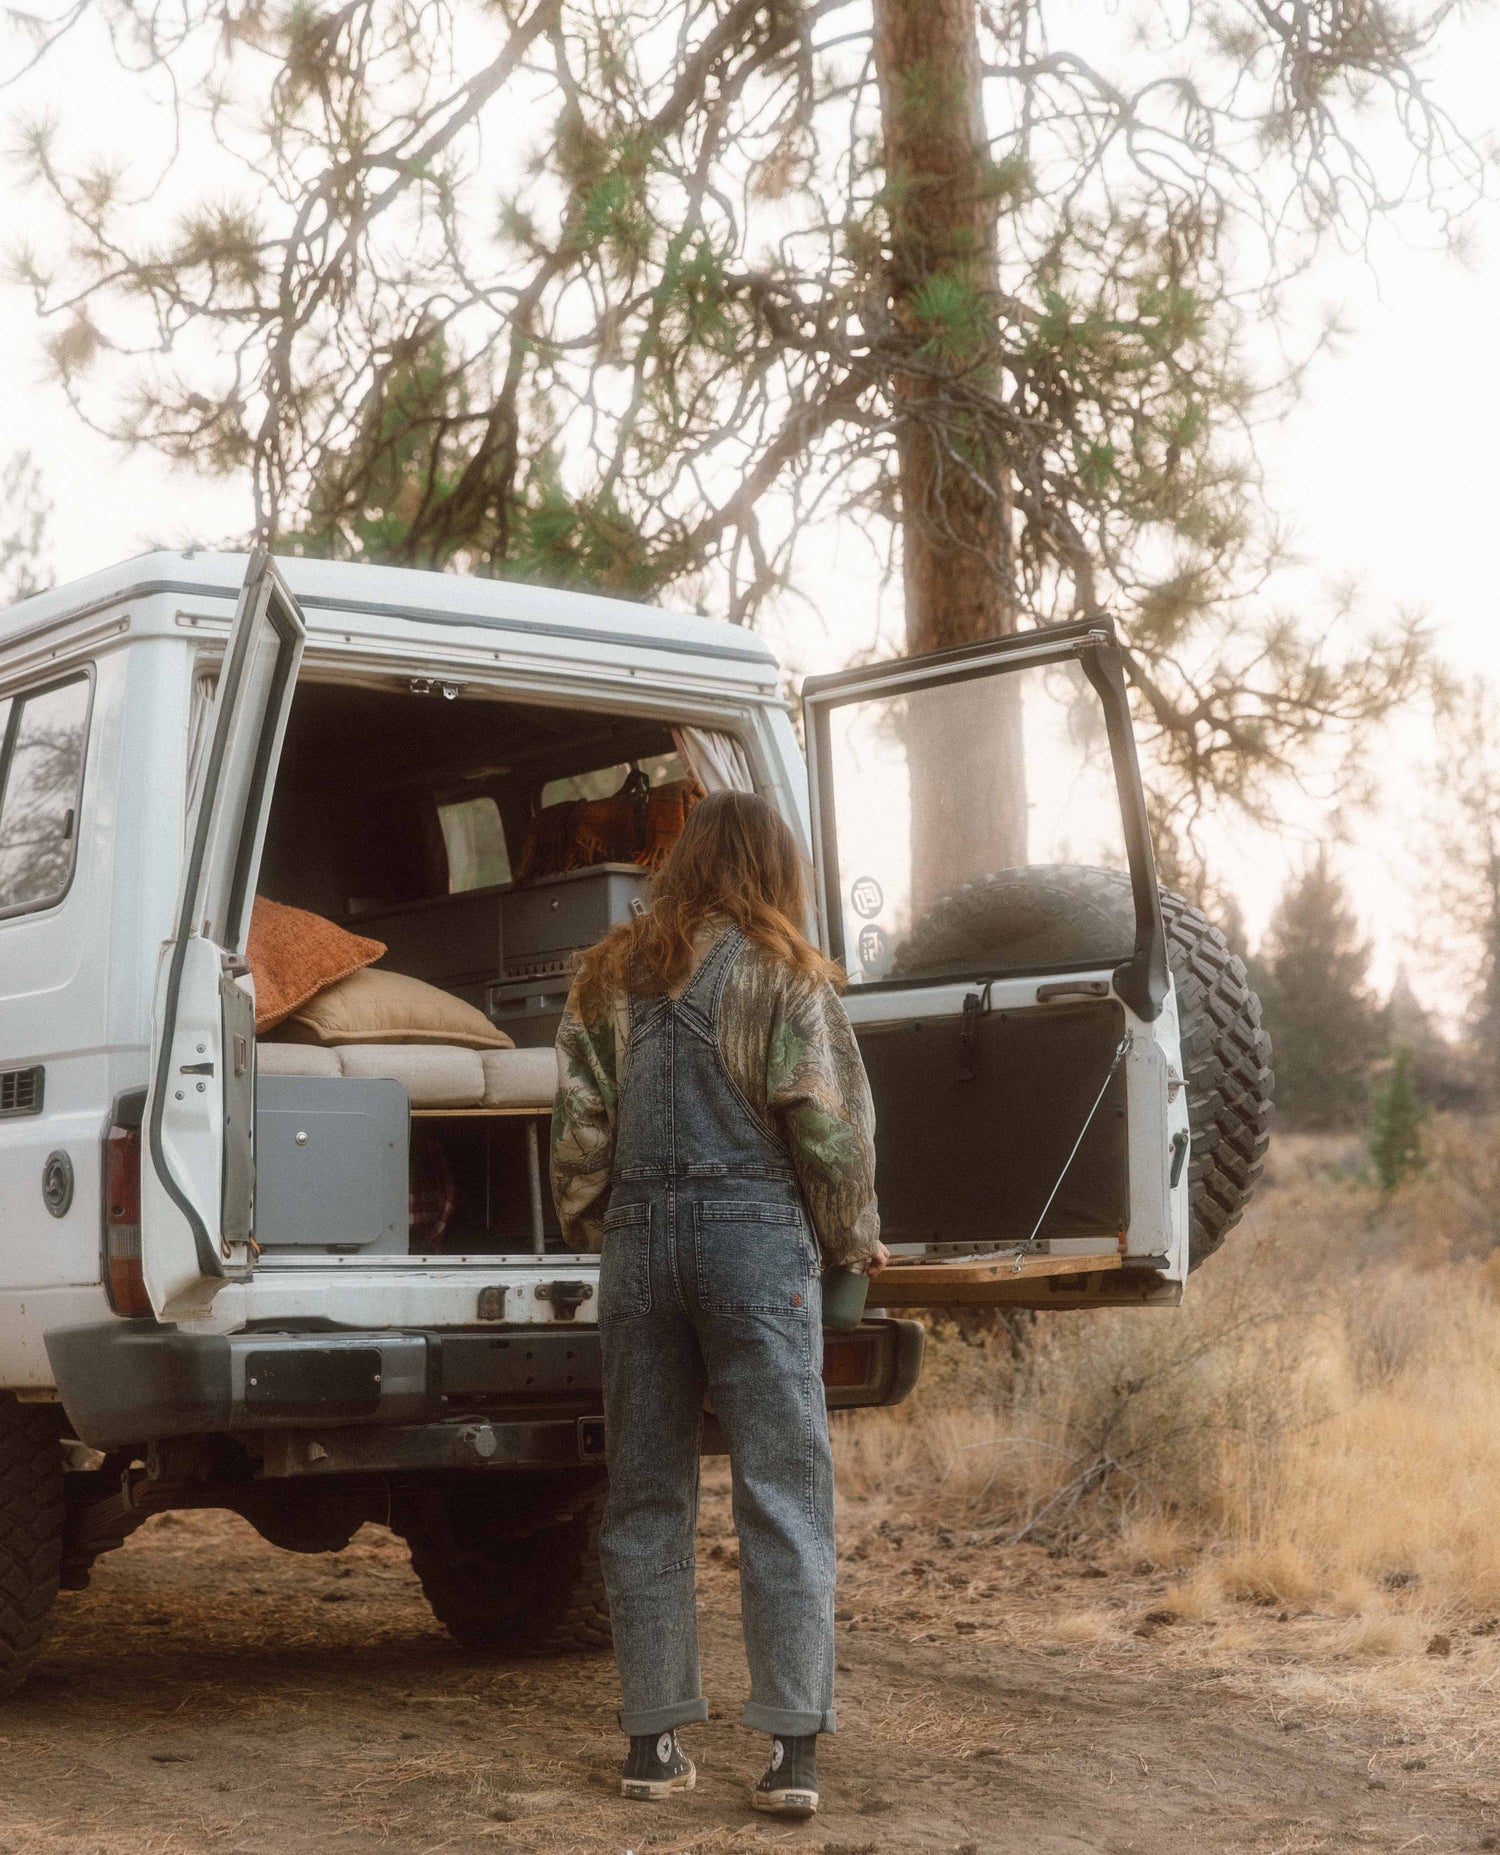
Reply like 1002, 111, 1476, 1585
0, 549, 1270, 1693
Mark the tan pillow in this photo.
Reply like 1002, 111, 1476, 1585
281, 966, 514, 1050
248, 897, 386, 1034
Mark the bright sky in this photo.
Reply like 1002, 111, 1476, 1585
5, 7, 1499, 1013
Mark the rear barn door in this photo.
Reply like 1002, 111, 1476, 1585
802, 621, 1189, 1309
142, 551, 306, 1319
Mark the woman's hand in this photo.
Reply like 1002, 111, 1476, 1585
863, 1241, 890, 1278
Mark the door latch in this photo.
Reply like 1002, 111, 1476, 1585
1169, 1128, 1190, 1189
539, 1280, 594, 1320
957, 981, 995, 1083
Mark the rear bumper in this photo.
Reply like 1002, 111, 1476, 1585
45, 1316, 924, 1453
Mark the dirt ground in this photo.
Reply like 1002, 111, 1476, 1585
3, 1465, 1500, 1855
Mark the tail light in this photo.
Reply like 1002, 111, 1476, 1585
104, 1120, 150, 1317
822, 1329, 878, 1390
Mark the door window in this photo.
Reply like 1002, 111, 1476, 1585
818, 655, 1132, 985
0, 671, 92, 916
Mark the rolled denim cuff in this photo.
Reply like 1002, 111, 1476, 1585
618, 1695, 710, 1737
742, 1702, 835, 1736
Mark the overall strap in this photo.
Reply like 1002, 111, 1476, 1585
624, 985, 671, 1047
676, 925, 744, 1030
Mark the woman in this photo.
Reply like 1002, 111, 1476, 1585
550, 790, 887, 1820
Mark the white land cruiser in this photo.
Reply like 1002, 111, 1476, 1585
0, 550, 1271, 1694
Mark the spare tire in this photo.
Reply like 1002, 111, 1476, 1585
0, 1394, 64, 1699
893, 865, 1273, 1270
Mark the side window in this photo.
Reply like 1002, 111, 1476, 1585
0, 672, 93, 916
438, 795, 511, 892
540, 750, 686, 808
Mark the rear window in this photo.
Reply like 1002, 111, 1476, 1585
0, 671, 92, 917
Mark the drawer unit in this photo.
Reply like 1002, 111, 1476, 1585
500, 863, 649, 980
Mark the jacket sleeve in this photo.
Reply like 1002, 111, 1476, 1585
766, 977, 881, 1268
549, 980, 620, 1254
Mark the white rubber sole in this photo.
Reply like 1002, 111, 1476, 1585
752, 1787, 819, 1818
621, 1763, 697, 1801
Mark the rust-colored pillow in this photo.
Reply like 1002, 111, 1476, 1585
247, 897, 386, 1035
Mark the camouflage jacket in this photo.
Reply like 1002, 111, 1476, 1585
549, 930, 881, 1267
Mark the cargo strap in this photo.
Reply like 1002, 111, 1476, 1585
1013, 1031, 1132, 1270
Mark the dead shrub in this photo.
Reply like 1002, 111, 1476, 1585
835, 1123, 1500, 1616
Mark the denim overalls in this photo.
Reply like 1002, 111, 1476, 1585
597, 926, 837, 1738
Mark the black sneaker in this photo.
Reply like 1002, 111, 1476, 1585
752, 1734, 818, 1817
620, 1730, 696, 1800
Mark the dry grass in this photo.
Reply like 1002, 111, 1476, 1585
836, 1116, 1500, 1624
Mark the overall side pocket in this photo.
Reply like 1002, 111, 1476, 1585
600, 1199, 653, 1323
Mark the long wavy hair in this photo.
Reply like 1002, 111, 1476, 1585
571, 789, 843, 1010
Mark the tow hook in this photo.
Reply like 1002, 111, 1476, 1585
538, 1280, 594, 1320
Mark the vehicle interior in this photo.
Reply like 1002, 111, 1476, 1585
259, 680, 693, 994
250, 677, 735, 1264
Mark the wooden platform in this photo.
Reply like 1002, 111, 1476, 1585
865, 1250, 1123, 1307
410, 1104, 551, 1117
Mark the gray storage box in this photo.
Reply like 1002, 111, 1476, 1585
486, 977, 569, 1048
500, 863, 649, 980
255, 1076, 409, 1254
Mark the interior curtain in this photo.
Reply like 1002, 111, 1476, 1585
672, 726, 754, 794
184, 671, 219, 827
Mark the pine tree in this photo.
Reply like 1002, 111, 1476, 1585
8, 0, 1475, 827
1369, 1046, 1426, 1193
0, 451, 50, 605
1423, 677, 1500, 1098
1254, 850, 1382, 1131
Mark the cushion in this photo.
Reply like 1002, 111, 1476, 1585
480, 1046, 559, 1109
335, 1043, 486, 1108
257, 1042, 343, 1079
281, 966, 514, 1050
247, 897, 385, 1034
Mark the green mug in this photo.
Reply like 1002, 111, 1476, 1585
821, 1263, 870, 1331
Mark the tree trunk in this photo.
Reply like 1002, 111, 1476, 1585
873, 0, 1025, 918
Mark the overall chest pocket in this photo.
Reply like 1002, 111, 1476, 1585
693, 1201, 815, 1317
600, 1200, 653, 1322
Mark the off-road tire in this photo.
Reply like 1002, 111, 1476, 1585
0, 1395, 65, 1698
893, 864, 1273, 1270
399, 1476, 610, 1655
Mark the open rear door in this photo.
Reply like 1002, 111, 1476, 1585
142, 551, 305, 1320
803, 619, 1190, 1310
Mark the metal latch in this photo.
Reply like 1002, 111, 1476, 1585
957, 980, 995, 1083
538, 1280, 594, 1320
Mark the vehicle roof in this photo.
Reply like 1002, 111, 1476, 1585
0, 549, 780, 682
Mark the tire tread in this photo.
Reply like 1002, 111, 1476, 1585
0, 1395, 64, 1699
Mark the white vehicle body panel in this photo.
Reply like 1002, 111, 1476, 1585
0, 551, 1185, 1395
0, 553, 788, 1385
